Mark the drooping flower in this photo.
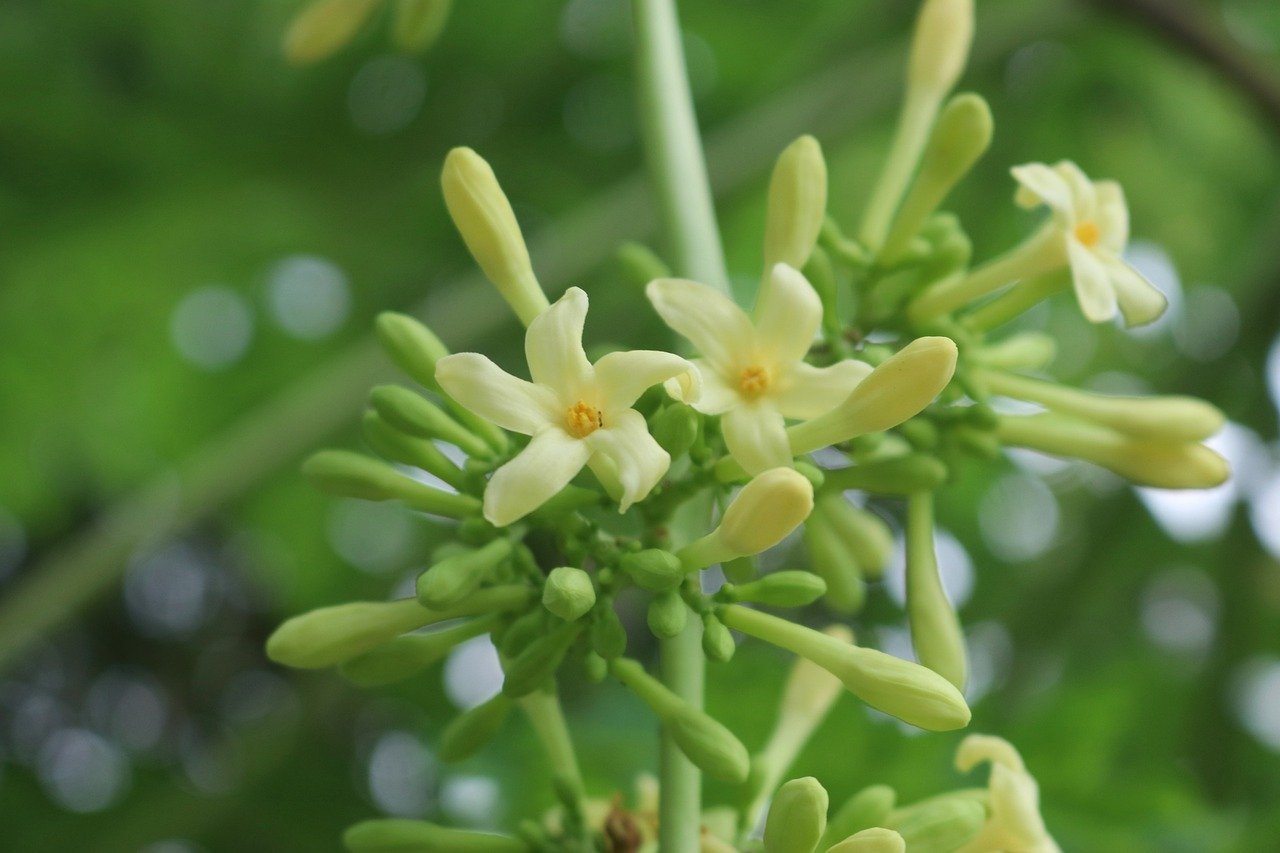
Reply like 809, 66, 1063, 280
1011, 160, 1166, 327
435, 287, 698, 526
954, 734, 1060, 853
646, 263, 871, 474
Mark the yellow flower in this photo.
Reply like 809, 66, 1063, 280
954, 735, 1060, 853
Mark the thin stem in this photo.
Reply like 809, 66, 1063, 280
518, 688, 587, 828
632, 0, 730, 292
962, 271, 1068, 332
909, 225, 1063, 323
860, 88, 941, 251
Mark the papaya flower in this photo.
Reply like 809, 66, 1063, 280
954, 734, 1060, 853
436, 287, 699, 525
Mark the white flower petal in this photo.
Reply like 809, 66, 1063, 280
646, 277, 755, 372
1066, 240, 1118, 323
1053, 160, 1096, 214
722, 402, 792, 475
436, 353, 558, 435
989, 763, 1051, 849
1092, 180, 1129, 251
1011, 163, 1072, 215
482, 429, 591, 525
594, 349, 700, 412
586, 409, 670, 511
773, 358, 873, 420
753, 263, 823, 366
526, 286, 593, 398
677, 360, 740, 415
1106, 257, 1167, 328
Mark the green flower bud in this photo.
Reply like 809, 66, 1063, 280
370, 385, 491, 458
889, 797, 986, 852
302, 450, 481, 518
391, 0, 451, 52
501, 622, 582, 698
620, 549, 685, 592
282, 0, 380, 66
542, 567, 596, 621
374, 312, 449, 391
609, 658, 750, 784
500, 608, 548, 659
764, 777, 828, 853
794, 460, 826, 490
908, 0, 974, 94
583, 651, 608, 683
701, 613, 736, 663
969, 332, 1057, 372
725, 571, 828, 608
764, 135, 828, 274
344, 818, 528, 852
362, 411, 468, 491
821, 454, 948, 496
647, 590, 689, 639
826, 828, 905, 853
650, 404, 700, 458
905, 493, 966, 690
719, 605, 970, 731
417, 539, 513, 609
802, 515, 865, 613
814, 494, 895, 580
441, 147, 550, 326
439, 693, 513, 762
722, 556, 757, 584
590, 607, 628, 660
823, 785, 898, 848
339, 615, 496, 687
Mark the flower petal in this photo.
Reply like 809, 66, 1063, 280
586, 409, 670, 512
676, 360, 739, 415
722, 403, 792, 475
1092, 180, 1129, 251
594, 349, 700, 412
526, 286, 593, 398
1011, 163, 1072, 215
753, 263, 822, 367
646, 277, 755, 372
989, 763, 1052, 849
1066, 240, 1118, 323
1052, 160, 1096, 215
1107, 257, 1167, 327
436, 353, 558, 435
773, 358, 873, 419
483, 429, 590, 525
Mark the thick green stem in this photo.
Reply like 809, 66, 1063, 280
632, 0, 730, 292
659, 599, 705, 853
518, 688, 587, 832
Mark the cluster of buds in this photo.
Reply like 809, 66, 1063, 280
265, 0, 1229, 849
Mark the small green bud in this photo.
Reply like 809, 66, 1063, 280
542, 567, 596, 621
266, 598, 435, 670
764, 777, 829, 853
391, 0, 451, 52
889, 798, 986, 852
500, 608, 548, 659
370, 385, 491, 458
302, 450, 481, 518
340, 616, 494, 687
802, 516, 865, 613
898, 418, 940, 451
590, 607, 628, 659
417, 539, 513, 609
722, 556, 757, 584
764, 135, 828, 275
793, 460, 826, 490
650, 404, 700, 458
647, 590, 689, 639
823, 785, 898, 848
726, 571, 828, 608
826, 828, 905, 853
343, 818, 527, 852
815, 494, 895, 580
362, 410, 468, 491
620, 549, 685, 592
501, 622, 581, 698
701, 614, 735, 662
374, 312, 450, 391
439, 693, 513, 762
583, 651, 608, 683
822, 454, 948, 496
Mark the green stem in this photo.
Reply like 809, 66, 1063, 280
632, 0, 730, 292
659, 601, 705, 853
518, 688, 587, 832
962, 271, 1068, 332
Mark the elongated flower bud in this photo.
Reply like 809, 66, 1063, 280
789, 338, 957, 455
822, 454, 949, 497
680, 469, 814, 570
720, 605, 970, 731
702, 613, 736, 662
610, 658, 750, 783
344, 819, 528, 852
392, 0, 451, 52
501, 621, 582, 697
724, 571, 828, 608
620, 549, 685, 592
905, 493, 966, 690
764, 777, 828, 853
815, 494, 895, 580
302, 450, 481, 518
542, 566, 596, 621
908, 0, 975, 95
802, 514, 865, 613
764, 136, 828, 274
417, 539, 512, 609
339, 615, 496, 687
969, 332, 1057, 371
888, 798, 985, 852
283, 0, 380, 65
441, 147, 549, 325
375, 312, 449, 391
826, 828, 906, 853
362, 411, 468, 491
370, 385, 491, 458
823, 786, 898, 849
440, 693, 513, 762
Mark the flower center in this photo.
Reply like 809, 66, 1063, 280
738, 365, 771, 399
564, 401, 603, 438
1073, 220, 1101, 248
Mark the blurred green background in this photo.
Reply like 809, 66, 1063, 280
1, 0, 1279, 850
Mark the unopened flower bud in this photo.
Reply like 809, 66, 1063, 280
888, 798, 986, 852
764, 135, 828, 274
340, 615, 495, 687
302, 450, 481, 518
701, 613, 736, 662
970, 332, 1057, 371
823, 786, 898, 849
908, 0, 974, 95
725, 571, 828, 608
815, 494, 895, 580
620, 549, 685, 592
370, 385, 491, 458
789, 338, 958, 455
362, 411, 468, 491
441, 147, 549, 325
821, 454, 948, 496
542, 566, 596, 621
418, 539, 512, 609
826, 828, 906, 853
649, 403, 700, 458
374, 312, 449, 391
282, 0, 380, 65
802, 512, 866, 613
267, 598, 434, 670
905, 493, 966, 691
764, 777, 828, 853
501, 622, 582, 698
439, 693, 513, 762
590, 607, 628, 659
681, 469, 814, 570
647, 590, 689, 639
343, 818, 527, 853
391, 0, 451, 52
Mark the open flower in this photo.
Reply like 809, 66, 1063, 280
954, 734, 1060, 853
646, 263, 871, 474
436, 287, 698, 525
1011, 161, 1166, 327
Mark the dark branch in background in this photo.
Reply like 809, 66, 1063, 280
1080, 0, 1280, 131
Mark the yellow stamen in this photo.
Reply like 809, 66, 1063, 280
1073, 220, 1101, 248
565, 401, 603, 438
739, 365, 771, 399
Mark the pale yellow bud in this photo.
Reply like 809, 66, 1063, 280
717, 468, 816, 557
441, 147, 550, 325
763, 136, 828, 273
392, 0, 451, 52
789, 337, 958, 454
908, 0, 975, 94
827, 828, 906, 853
764, 777, 829, 853
283, 0, 381, 65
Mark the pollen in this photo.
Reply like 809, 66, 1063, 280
1073, 220, 1101, 248
738, 365, 771, 399
564, 401, 603, 438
